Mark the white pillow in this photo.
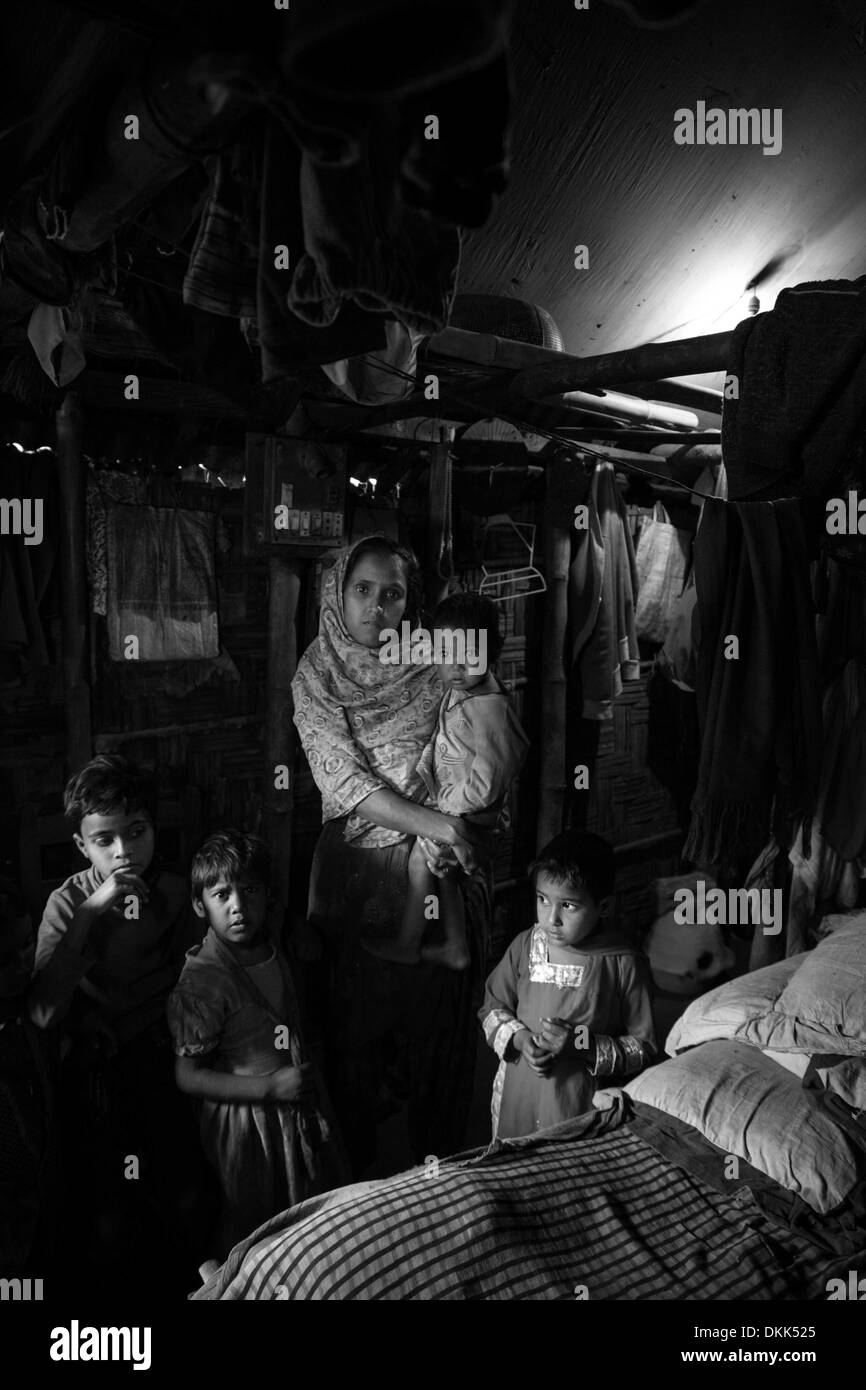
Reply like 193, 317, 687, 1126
665, 956, 804, 1055
667, 951, 866, 1110
741, 918, 866, 1055
625, 1041, 865, 1214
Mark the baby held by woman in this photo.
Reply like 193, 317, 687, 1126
366, 591, 529, 969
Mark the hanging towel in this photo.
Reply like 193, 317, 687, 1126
569, 461, 640, 721
684, 498, 822, 877
106, 505, 219, 662
633, 501, 690, 644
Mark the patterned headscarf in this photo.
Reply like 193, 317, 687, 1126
292, 539, 442, 847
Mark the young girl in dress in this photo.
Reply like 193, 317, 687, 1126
168, 831, 347, 1254
479, 831, 656, 1139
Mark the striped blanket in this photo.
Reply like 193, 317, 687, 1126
193, 1113, 849, 1301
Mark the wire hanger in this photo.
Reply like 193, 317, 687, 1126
479, 513, 547, 602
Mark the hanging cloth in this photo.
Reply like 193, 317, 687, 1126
106, 505, 219, 662
569, 461, 640, 721
684, 497, 822, 877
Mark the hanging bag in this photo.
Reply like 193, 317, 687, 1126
634, 501, 690, 644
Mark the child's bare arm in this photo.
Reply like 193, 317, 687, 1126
174, 1054, 316, 1104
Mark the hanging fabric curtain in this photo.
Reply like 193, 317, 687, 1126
106, 505, 219, 662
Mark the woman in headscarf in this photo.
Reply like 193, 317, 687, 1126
292, 536, 490, 1172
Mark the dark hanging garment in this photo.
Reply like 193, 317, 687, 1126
722, 276, 866, 502
183, 120, 389, 376
684, 498, 822, 878
814, 660, 866, 863
285, 108, 462, 340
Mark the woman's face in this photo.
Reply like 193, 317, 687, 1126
343, 552, 409, 647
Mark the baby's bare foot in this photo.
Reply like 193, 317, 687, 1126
421, 939, 470, 971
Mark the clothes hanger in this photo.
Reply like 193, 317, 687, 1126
479, 513, 547, 602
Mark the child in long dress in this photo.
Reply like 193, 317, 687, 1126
168, 831, 348, 1254
479, 831, 656, 1139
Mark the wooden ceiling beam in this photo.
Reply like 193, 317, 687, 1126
511, 331, 732, 399
78, 371, 263, 424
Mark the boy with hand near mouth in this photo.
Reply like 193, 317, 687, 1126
479, 831, 656, 1139
31, 753, 194, 1046
169, 830, 347, 1255
31, 753, 210, 1291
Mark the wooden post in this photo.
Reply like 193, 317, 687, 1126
537, 457, 574, 849
426, 437, 453, 612
55, 392, 92, 772
265, 555, 300, 909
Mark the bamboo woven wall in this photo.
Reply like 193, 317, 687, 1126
585, 663, 683, 937
585, 667, 679, 843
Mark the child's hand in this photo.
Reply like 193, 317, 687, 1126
267, 1064, 316, 1105
538, 1017, 575, 1059
416, 837, 457, 878
85, 868, 150, 919
514, 1029, 554, 1076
